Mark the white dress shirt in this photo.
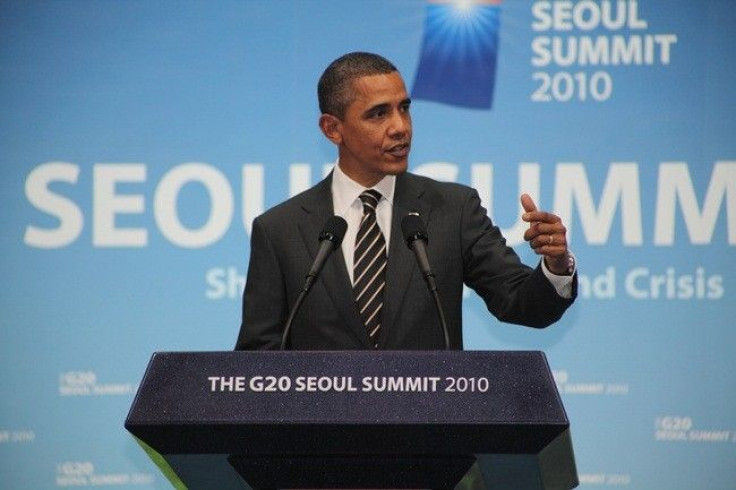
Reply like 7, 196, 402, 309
332, 163, 395, 284
330, 162, 574, 298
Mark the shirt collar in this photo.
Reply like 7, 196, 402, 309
332, 160, 396, 216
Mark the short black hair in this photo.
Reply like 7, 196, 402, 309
318, 52, 398, 119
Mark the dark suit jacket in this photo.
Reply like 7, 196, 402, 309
235, 172, 575, 350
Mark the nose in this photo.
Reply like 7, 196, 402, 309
388, 110, 410, 138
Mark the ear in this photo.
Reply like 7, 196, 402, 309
319, 114, 343, 145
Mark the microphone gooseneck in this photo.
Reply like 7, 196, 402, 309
401, 214, 451, 350
401, 213, 436, 291
281, 216, 347, 350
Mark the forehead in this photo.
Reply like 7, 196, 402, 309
348, 72, 408, 109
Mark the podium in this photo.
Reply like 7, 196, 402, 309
125, 351, 578, 489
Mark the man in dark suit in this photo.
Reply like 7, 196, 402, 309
235, 52, 576, 351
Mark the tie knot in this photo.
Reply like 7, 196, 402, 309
359, 189, 382, 212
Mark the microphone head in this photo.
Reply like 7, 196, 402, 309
319, 216, 348, 249
401, 213, 428, 249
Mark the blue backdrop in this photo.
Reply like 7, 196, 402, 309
1, 1, 735, 488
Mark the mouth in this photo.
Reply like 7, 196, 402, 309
385, 142, 410, 158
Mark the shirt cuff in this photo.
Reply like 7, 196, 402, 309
541, 252, 576, 299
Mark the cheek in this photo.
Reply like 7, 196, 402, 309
345, 123, 386, 153
360, 129, 385, 150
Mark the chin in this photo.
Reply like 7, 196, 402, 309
384, 161, 409, 175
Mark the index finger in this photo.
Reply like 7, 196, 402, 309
523, 210, 560, 224
520, 193, 538, 213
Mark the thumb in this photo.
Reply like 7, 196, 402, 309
520, 193, 538, 213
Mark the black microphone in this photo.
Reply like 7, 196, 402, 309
281, 216, 347, 350
305, 216, 348, 292
401, 213, 451, 350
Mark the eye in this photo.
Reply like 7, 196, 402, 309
369, 108, 387, 119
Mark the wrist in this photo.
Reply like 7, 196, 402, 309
545, 253, 575, 276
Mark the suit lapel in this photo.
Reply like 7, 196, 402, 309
297, 174, 372, 348
378, 173, 433, 349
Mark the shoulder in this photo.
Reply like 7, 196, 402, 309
255, 175, 331, 226
400, 172, 478, 202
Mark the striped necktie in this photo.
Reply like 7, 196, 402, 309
353, 189, 387, 348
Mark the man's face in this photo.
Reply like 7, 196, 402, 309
322, 71, 412, 187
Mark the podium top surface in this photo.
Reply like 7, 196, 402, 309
125, 350, 570, 455
127, 350, 565, 424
